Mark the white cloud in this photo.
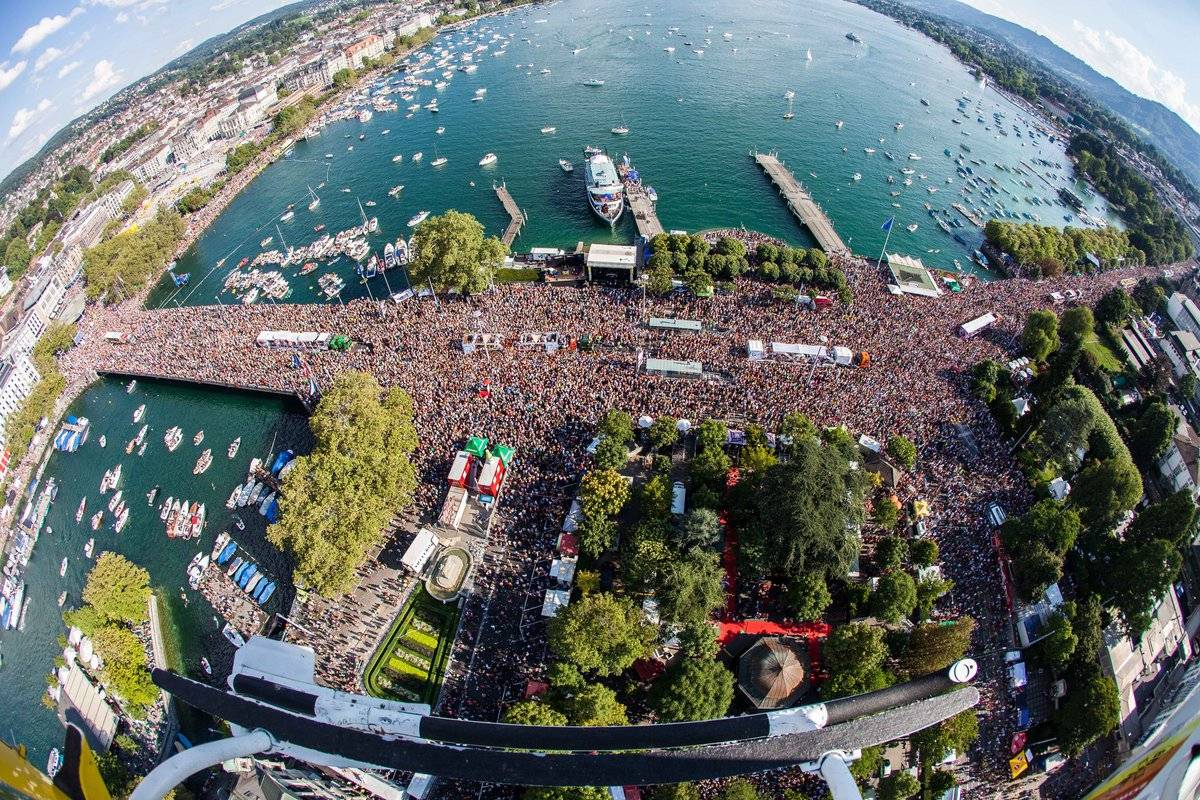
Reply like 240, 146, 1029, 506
211, 0, 238, 10
1069, 19, 1200, 133
11, 8, 84, 54
115, 11, 129, 23
57, 60, 81, 78
34, 47, 63, 72
8, 98, 53, 140
0, 60, 27, 91
81, 59, 122, 101
174, 38, 195, 55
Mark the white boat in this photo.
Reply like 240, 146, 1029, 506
408, 211, 430, 227
908, 153, 922, 160
584, 152, 624, 224
84, 538, 94, 558
280, 210, 295, 222
540, 126, 556, 134
835, 120, 844, 128
228, 437, 241, 458
114, 507, 129, 533
478, 153, 497, 166
611, 123, 629, 135
108, 490, 123, 513
222, 624, 246, 648
852, 173, 862, 181
193, 430, 204, 446
98, 435, 106, 448
60, 558, 68, 577
57, 592, 66, 608
90, 511, 103, 530
47, 749, 61, 779
475, 87, 488, 96
436, 127, 445, 135
559, 159, 574, 172
194, 449, 213, 475
431, 156, 448, 167
392, 154, 404, 162
907, 223, 919, 232
389, 185, 405, 197
582, 79, 605, 87
164, 426, 183, 451
132, 404, 145, 423
306, 186, 320, 211
411, 152, 423, 161
75, 497, 86, 523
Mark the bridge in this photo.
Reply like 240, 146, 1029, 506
493, 181, 526, 247
753, 152, 849, 255
98, 369, 314, 412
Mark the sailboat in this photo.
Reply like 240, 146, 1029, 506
276, 224, 293, 265
806, 48, 813, 62
307, 186, 320, 211
431, 146, 448, 167
611, 113, 629, 135
357, 198, 379, 234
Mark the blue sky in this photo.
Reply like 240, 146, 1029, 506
0, 0, 289, 181
0, 1, 1198, 184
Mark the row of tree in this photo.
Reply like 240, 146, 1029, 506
985, 219, 1141, 276
82, 206, 185, 300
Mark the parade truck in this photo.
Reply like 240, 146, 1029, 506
831, 347, 870, 368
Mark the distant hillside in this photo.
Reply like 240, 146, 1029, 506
896, 0, 1200, 188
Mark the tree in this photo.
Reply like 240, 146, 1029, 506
899, 618, 975, 676
563, 683, 628, 726
1128, 489, 1197, 547
740, 444, 777, 475
675, 508, 722, 552
655, 550, 725, 627
593, 435, 628, 471
1182, 373, 1198, 400
526, 788, 609, 800
928, 770, 957, 796
1038, 608, 1078, 672
1009, 541, 1062, 601
875, 536, 908, 572
647, 264, 674, 296
785, 571, 832, 621
640, 473, 673, 521
912, 710, 979, 767
81, 554, 150, 624
1002, 499, 1082, 558
1060, 305, 1095, 351
598, 410, 634, 444
872, 497, 901, 530
1055, 672, 1120, 755
622, 520, 672, 592
1102, 537, 1182, 635
910, 538, 938, 568
548, 593, 656, 676
651, 786, 699, 800
577, 514, 617, 559
1072, 457, 1143, 529
779, 412, 818, 451
696, 419, 728, 452
650, 658, 734, 722
914, 575, 953, 621
849, 746, 884, 782
1129, 400, 1177, 469
503, 700, 567, 726
685, 269, 713, 296
719, 779, 759, 800
331, 67, 358, 88
269, 372, 417, 596
877, 772, 920, 800
648, 416, 680, 451
579, 468, 631, 521
886, 435, 917, 470
1095, 288, 1135, 325
91, 624, 158, 714
691, 446, 731, 492
1021, 310, 1060, 362
678, 620, 720, 658
822, 622, 891, 698
82, 207, 184, 300
408, 210, 506, 294
871, 571, 917, 623
731, 438, 866, 578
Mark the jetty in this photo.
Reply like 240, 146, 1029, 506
615, 156, 664, 239
951, 202, 986, 229
753, 152, 849, 255
493, 182, 526, 247
198, 560, 267, 640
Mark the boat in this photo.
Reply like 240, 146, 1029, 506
126, 379, 137, 394
193, 449, 213, 475
846, 32, 862, 43
201, 657, 212, 676
611, 118, 630, 135
835, 120, 844, 128
47, 750, 61, 779
436, 127, 445, 134
222, 624, 246, 648
164, 426, 183, 451
75, 497, 86, 523
193, 430, 204, 446
408, 211, 431, 227
53, 416, 90, 452
245, 574, 264, 595
907, 223, 919, 232
147, 485, 159, 506
582, 79, 605, 87
228, 437, 241, 459
57, 592, 66, 608
98, 435, 105, 448
411, 152, 423, 161
908, 153, 922, 160
187, 553, 209, 591
114, 507, 129, 533
783, 89, 795, 100
584, 152, 624, 224
806, 48, 813, 61
217, 541, 237, 566
84, 538, 94, 558
257, 582, 276, 604
60, 558, 68, 577
260, 236, 273, 248
226, 556, 243, 578
280, 210, 295, 223
540, 126, 556, 134
388, 185, 404, 198
238, 564, 258, 589
559, 159, 574, 172
852, 173, 862, 181
132, 404, 145, 423
307, 186, 320, 211
108, 491, 123, 513
359, 133, 366, 141
90, 511, 103, 530
864, 148, 875, 154
392, 154, 404, 163
479, 153, 497, 166
431, 156, 448, 167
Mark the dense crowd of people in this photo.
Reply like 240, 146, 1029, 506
60, 248, 1171, 798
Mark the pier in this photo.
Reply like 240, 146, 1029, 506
753, 152, 849, 255
615, 157, 664, 239
493, 182, 526, 247
951, 202, 985, 229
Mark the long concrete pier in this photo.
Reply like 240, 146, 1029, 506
753, 152, 849, 254
493, 182, 526, 247
616, 157, 664, 239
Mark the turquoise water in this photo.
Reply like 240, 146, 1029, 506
0, 379, 308, 765
148, 0, 1114, 309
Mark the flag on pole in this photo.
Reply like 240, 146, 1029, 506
881, 216, 894, 232
291, 354, 302, 370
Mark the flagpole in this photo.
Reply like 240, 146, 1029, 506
876, 218, 894, 271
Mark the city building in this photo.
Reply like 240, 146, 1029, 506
318, 52, 349, 88
231, 757, 408, 800
1167, 292, 1200, 341
1158, 411, 1200, 497
344, 35, 385, 69
0, 354, 40, 443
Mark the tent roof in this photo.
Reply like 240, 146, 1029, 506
737, 636, 810, 709
465, 436, 489, 456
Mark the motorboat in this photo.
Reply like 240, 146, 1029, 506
584, 152, 624, 224
222, 624, 246, 648
90, 511, 103, 530
193, 430, 204, 446
280, 210, 295, 223
540, 126, 556, 134
228, 437, 241, 458
559, 159, 574, 172
478, 153, 497, 166
160, 496, 173, 521
431, 156, 448, 167
194, 449, 213, 475
60, 558, 68, 577
84, 538, 94, 559
75, 497, 86, 523
132, 404, 145, 423
408, 211, 431, 227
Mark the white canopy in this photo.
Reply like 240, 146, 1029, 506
401, 528, 440, 574
676, 419, 691, 433
550, 556, 577, 584
541, 588, 571, 617
638, 415, 654, 429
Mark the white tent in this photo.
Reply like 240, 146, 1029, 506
638, 415, 654, 429
550, 556, 577, 585
541, 588, 571, 617
676, 419, 691, 433
401, 528, 440, 574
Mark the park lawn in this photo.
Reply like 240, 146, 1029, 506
406, 628, 439, 651
387, 656, 430, 680
1084, 334, 1123, 372
364, 585, 461, 705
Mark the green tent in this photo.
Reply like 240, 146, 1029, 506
465, 436, 489, 457
329, 334, 352, 352
492, 444, 515, 466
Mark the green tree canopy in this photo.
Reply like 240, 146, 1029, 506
597, 410, 634, 444
1038, 607, 1078, 673
561, 682, 628, 726
502, 700, 567, 727
910, 538, 938, 568
1060, 305, 1095, 351
696, 419, 728, 452
785, 571, 832, 622
886, 434, 918, 470
593, 435, 628, 471
822, 622, 891, 698
1129, 400, 1178, 469
1095, 287, 1136, 326
1055, 671, 1120, 755
874, 536, 908, 572
579, 468, 631, 521
877, 771, 920, 800
1021, 309, 1060, 362
650, 658, 734, 722
548, 593, 657, 676
1127, 489, 1197, 547
268, 372, 417, 596
655, 550, 725, 627
409, 210, 507, 294
81, 554, 150, 624
648, 416, 680, 451
91, 624, 158, 715
872, 571, 917, 623
718, 779, 759, 800
899, 618, 975, 677
1072, 457, 1143, 530
675, 508, 722, 553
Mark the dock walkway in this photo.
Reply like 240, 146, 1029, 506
493, 182, 526, 247
753, 152, 849, 255
616, 158, 664, 239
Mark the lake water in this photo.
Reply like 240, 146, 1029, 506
0, 378, 308, 764
147, 0, 1115, 309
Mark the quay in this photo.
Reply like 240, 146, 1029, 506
198, 560, 268, 639
753, 152, 849, 255
616, 156, 664, 239
493, 182, 527, 247
98, 369, 314, 412
951, 202, 986, 228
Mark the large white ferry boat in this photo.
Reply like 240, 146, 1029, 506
583, 152, 624, 225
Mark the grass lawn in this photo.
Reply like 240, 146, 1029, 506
1084, 334, 1123, 372
406, 628, 439, 650
387, 656, 429, 679
363, 586, 460, 705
